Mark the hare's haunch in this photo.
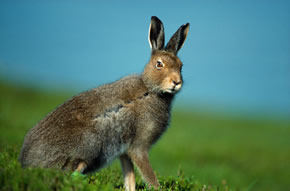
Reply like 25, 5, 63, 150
19, 16, 189, 191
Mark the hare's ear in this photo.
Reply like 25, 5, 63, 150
148, 16, 165, 51
165, 23, 190, 55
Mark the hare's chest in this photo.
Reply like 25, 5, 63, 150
135, 96, 171, 138
138, 96, 170, 123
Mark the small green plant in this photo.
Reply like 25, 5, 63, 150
0, 147, 235, 191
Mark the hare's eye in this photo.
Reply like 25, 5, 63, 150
155, 61, 164, 70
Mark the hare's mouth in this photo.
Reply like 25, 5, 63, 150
163, 87, 179, 94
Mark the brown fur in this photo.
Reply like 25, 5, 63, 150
19, 16, 189, 191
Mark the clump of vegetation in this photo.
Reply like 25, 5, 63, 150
0, 146, 233, 191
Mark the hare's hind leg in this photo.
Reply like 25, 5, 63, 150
75, 161, 87, 173
120, 154, 136, 191
71, 160, 87, 178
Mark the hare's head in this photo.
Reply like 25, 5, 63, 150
142, 16, 189, 94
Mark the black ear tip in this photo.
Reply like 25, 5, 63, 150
151, 16, 162, 23
182, 23, 190, 34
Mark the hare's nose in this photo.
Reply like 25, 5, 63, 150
172, 80, 182, 86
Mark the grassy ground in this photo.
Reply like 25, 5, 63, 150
0, 81, 289, 190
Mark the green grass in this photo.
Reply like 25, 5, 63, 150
0, 81, 289, 190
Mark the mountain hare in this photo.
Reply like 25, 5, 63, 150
20, 16, 189, 191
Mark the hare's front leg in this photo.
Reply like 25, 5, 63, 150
120, 154, 136, 191
128, 150, 159, 189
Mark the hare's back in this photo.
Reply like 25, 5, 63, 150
27, 74, 144, 137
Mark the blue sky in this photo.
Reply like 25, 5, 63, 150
0, 1, 290, 116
